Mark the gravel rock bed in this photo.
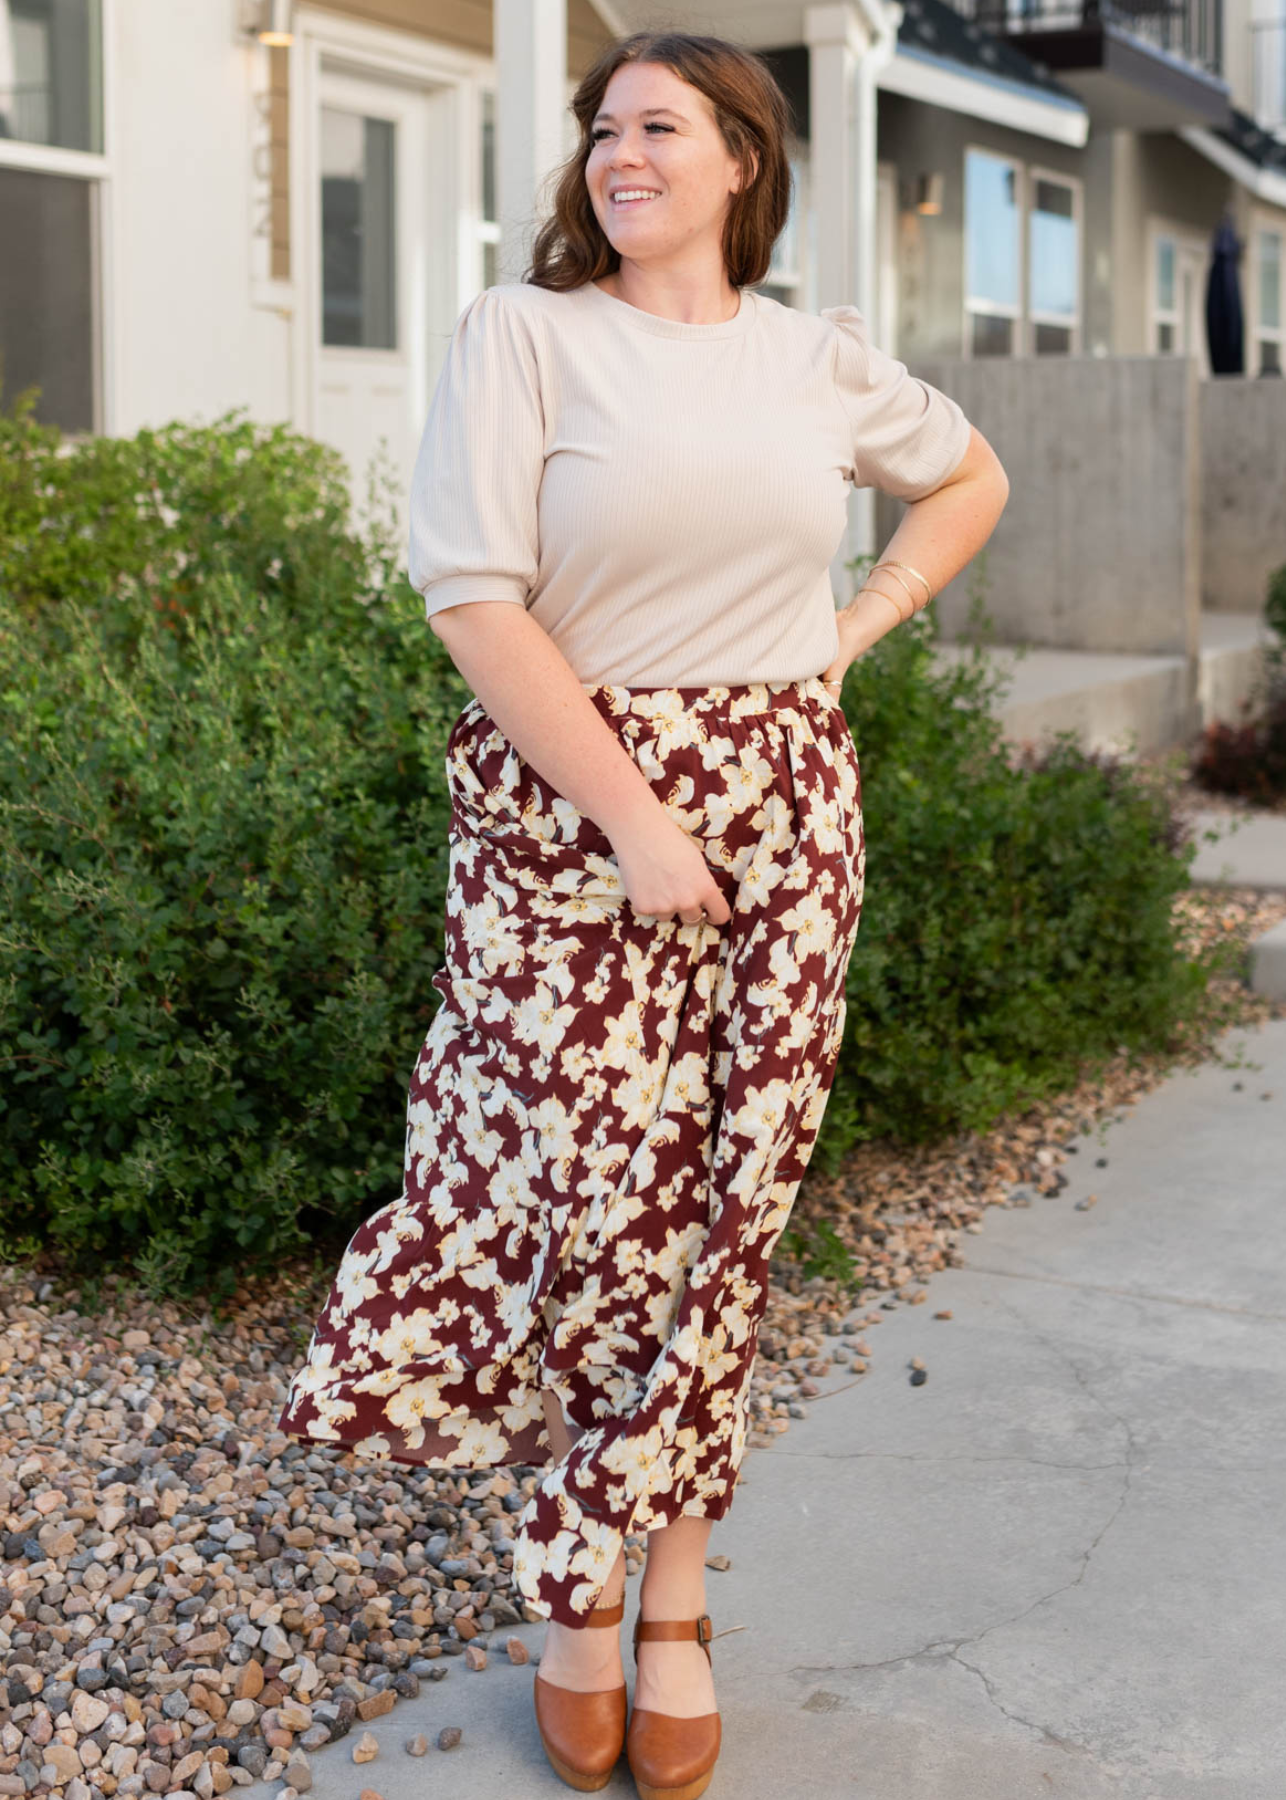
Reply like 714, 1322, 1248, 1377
3, 885, 1283, 1800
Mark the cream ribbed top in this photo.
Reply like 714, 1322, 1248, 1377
407, 279, 972, 687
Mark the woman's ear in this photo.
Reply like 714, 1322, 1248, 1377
733, 148, 759, 195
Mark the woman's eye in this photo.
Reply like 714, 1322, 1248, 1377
590, 123, 673, 142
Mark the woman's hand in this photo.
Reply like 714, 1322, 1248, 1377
818, 601, 876, 693
608, 813, 733, 928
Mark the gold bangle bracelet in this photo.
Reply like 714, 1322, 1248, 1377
858, 583, 912, 625
868, 564, 919, 614
872, 558, 932, 605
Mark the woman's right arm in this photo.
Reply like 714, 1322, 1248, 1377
412, 286, 729, 925
430, 600, 732, 926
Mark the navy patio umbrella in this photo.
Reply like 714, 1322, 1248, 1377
1205, 213, 1244, 376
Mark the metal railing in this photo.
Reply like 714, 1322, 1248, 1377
972, 0, 1224, 78
0, 84, 51, 144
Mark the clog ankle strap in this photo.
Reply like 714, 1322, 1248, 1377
633, 1612, 714, 1666
585, 1592, 626, 1627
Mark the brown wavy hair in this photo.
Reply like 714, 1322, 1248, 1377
525, 30, 793, 293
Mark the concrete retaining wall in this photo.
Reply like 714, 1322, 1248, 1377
875, 353, 1202, 657
1199, 377, 1286, 615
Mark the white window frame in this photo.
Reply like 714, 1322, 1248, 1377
0, 0, 114, 437
1026, 162, 1082, 354
962, 144, 1083, 358
1151, 227, 1180, 352
1146, 215, 1209, 365
962, 142, 1024, 358
288, 6, 494, 437
1252, 218, 1284, 374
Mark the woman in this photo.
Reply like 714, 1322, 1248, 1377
277, 27, 1008, 1800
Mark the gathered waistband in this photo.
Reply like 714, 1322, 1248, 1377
578, 675, 838, 720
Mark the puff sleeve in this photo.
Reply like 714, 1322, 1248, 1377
407, 286, 546, 618
823, 304, 972, 503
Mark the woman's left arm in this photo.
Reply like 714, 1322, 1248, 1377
822, 426, 1011, 683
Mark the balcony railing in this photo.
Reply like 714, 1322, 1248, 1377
972, 0, 1224, 79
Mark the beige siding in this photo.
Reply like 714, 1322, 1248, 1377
302, 0, 614, 70
305, 0, 491, 55
569, 0, 616, 78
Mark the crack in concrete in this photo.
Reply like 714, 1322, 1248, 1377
787, 1294, 1141, 1767
947, 1646, 1096, 1758
788, 1634, 1095, 1760
982, 1291, 1142, 1613
757, 1448, 1127, 1470
959, 1262, 1286, 1323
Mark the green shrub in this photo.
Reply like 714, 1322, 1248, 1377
0, 396, 465, 1303
0, 385, 386, 656
1, 563, 470, 1305
0, 406, 1228, 1301
808, 576, 1214, 1157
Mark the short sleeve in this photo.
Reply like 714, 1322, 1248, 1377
822, 303, 972, 502
407, 286, 546, 619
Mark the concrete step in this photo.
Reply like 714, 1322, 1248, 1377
1251, 920, 1286, 999
929, 610, 1274, 756
1187, 809, 1286, 890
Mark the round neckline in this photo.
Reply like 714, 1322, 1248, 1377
582, 278, 756, 340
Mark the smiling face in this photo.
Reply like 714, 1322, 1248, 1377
585, 61, 752, 275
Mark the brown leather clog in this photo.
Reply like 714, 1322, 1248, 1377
533, 1592, 628, 1791
626, 1613, 722, 1800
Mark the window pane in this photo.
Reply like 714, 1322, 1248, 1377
1260, 339, 1281, 375
971, 311, 1013, 356
1030, 179, 1077, 319
965, 149, 1020, 310
0, 0, 102, 152
0, 164, 94, 430
1156, 236, 1175, 313
321, 108, 396, 350
1034, 321, 1072, 353
1158, 320, 1174, 351
1259, 229, 1281, 331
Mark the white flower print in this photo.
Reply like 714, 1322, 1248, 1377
278, 681, 864, 1627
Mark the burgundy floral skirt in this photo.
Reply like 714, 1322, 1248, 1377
277, 677, 864, 1627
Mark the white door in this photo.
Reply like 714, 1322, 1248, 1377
1175, 240, 1210, 377
305, 65, 444, 537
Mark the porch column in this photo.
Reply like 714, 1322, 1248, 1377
804, 0, 901, 596
494, 0, 567, 285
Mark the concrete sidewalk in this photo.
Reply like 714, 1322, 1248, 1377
248, 1018, 1286, 1800
1188, 807, 1286, 891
